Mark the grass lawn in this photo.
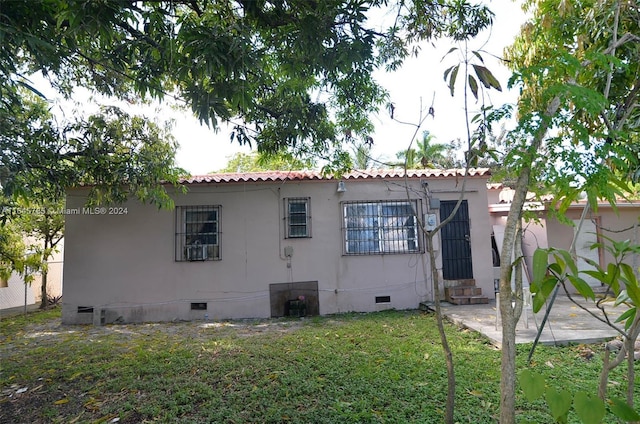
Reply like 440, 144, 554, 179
0, 307, 633, 423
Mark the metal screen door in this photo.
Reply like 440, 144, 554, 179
440, 200, 473, 280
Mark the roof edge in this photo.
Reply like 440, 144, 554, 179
180, 168, 491, 184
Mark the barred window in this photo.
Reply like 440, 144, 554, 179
343, 201, 419, 255
285, 198, 311, 238
175, 206, 220, 261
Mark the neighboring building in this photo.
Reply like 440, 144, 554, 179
488, 184, 640, 289
0, 240, 64, 313
0, 272, 36, 312
62, 169, 494, 325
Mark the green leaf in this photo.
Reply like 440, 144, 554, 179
574, 392, 605, 424
609, 397, 640, 421
441, 47, 458, 61
620, 265, 640, 306
625, 284, 640, 308
443, 65, 455, 82
533, 249, 549, 284
468, 74, 479, 100
615, 290, 631, 306
612, 239, 631, 255
471, 64, 502, 91
448, 64, 459, 97
615, 307, 636, 331
533, 292, 547, 313
567, 275, 595, 301
582, 270, 609, 287
16, 80, 48, 99
518, 369, 545, 402
471, 50, 484, 63
549, 262, 563, 276
557, 249, 578, 276
532, 277, 559, 313
582, 253, 602, 268
546, 387, 571, 423
620, 263, 637, 284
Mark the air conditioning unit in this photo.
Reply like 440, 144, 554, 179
186, 244, 208, 261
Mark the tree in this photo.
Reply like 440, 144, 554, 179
0, 202, 42, 304
349, 141, 389, 170
0, 0, 494, 174
14, 195, 65, 309
395, 131, 452, 168
216, 151, 313, 173
495, 1, 640, 422
1, 92, 184, 206
0, 217, 25, 287
522, 238, 640, 423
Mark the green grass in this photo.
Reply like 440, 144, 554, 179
0, 308, 636, 423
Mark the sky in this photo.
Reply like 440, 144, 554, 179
38, 1, 528, 175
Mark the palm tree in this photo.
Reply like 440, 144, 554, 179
415, 131, 451, 168
394, 148, 418, 168
395, 131, 452, 169
352, 143, 372, 169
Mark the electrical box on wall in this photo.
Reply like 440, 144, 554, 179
425, 213, 438, 231
284, 246, 294, 257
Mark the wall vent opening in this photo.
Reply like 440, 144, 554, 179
375, 296, 391, 304
191, 302, 207, 310
77, 306, 94, 314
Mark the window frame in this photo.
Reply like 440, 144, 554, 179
175, 205, 221, 261
284, 197, 311, 239
342, 200, 421, 255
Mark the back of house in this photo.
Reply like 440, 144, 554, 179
62, 169, 493, 324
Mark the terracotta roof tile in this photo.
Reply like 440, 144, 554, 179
181, 168, 490, 184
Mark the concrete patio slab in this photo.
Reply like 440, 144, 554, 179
438, 294, 625, 348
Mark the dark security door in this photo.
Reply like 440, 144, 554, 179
440, 200, 473, 279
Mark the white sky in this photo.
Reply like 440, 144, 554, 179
37, 1, 527, 175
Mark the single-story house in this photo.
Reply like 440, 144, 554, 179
62, 169, 494, 324
488, 185, 640, 289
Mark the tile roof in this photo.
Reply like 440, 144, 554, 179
180, 168, 491, 184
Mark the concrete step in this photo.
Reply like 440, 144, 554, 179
445, 286, 483, 298
449, 295, 489, 305
443, 279, 477, 288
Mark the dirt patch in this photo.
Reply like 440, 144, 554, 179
1, 316, 311, 424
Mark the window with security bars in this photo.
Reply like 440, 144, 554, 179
285, 198, 311, 238
343, 201, 420, 255
175, 206, 220, 261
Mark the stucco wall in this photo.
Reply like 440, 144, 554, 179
546, 205, 640, 267
0, 239, 63, 311
62, 175, 493, 324
0, 273, 35, 312
489, 201, 640, 290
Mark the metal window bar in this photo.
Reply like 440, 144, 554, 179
343, 201, 420, 255
175, 206, 220, 261
286, 198, 311, 238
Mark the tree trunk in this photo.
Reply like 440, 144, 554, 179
499, 96, 560, 424
40, 268, 48, 309
428, 233, 455, 424
498, 170, 529, 424
39, 238, 50, 309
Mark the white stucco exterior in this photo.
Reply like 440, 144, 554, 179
62, 169, 493, 324
0, 239, 63, 312
488, 185, 640, 287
